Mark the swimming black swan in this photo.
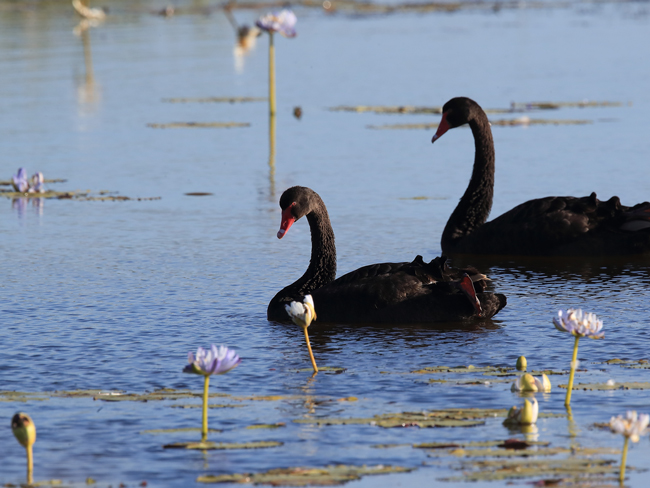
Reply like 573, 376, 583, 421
431, 97, 650, 256
267, 186, 506, 324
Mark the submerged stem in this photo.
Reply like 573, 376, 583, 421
303, 327, 318, 373
564, 336, 580, 406
620, 436, 629, 484
202, 375, 210, 441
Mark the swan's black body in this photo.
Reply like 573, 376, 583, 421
432, 97, 650, 256
267, 186, 507, 324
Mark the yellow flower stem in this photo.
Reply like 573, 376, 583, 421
564, 335, 580, 406
620, 436, 629, 483
303, 326, 318, 373
202, 375, 210, 442
268, 32, 276, 117
26, 444, 33, 485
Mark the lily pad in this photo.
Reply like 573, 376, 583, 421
293, 408, 519, 428
246, 423, 286, 430
147, 122, 250, 129
294, 366, 347, 373
559, 382, 650, 390
0, 391, 49, 402
411, 365, 510, 374
367, 119, 591, 130
196, 464, 414, 485
163, 440, 282, 450
442, 457, 618, 482
170, 404, 244, 409
163, 97, 266, 103
52, 388, 230, 402
140, 428, 222, 434
414, 439, 550, 449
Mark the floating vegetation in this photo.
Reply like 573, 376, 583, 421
185, 192, 214, 196
0, 391, 49, 402
47, 388, 231, 402
147, 122, 250, 129
294, 366, 346, 373
330, 100, 622, 115
559, 381, 650, 391
595, 358, 650, 369
163, 97, 266, 103
294, 408, 513, 429
367, 118, 592, 130
170, 404, 245, 409
0, 178, 66, 186
140, 428, 222, 435
411, 365, 511, 374
163, 440, 282, 450
414, 439, 550, 450
0, 190, 160, 202
427, 445, 618, 459
233, 394, 303, 402
510, 100, 625, 111
246, 423, 286, 430
442, 457, 618, 482
196, 464, 413, 485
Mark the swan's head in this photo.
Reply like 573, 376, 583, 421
277, 186, 318, 239
431, 97, 480, 143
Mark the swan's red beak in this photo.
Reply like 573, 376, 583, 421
431, 112, 450, 143
277, 204, 296, 239
459, 274, 483, 317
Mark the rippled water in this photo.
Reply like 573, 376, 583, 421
1, 0, 650, 486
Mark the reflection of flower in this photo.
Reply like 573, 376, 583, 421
72, 0, 106, 20
183, 345, 241, 376
12, 168, 29, 193
256, 10, 297, 37
511, 373, 551, 392
553, 309, 604, 339
504, 397, 538, 425
285, 295, 316, 328
610, 411, 649, 442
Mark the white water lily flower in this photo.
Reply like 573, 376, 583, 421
285, 295, 316, 328
610, 411, 649, 442
511, 373, 551, 393
183, 344, 241, 376
28, 172, 45, 193
553, 308, 604, 339
256, 9, 297, 37
505, 397, 538, 425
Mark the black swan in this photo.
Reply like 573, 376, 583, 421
431, 97, 650, 256
267, 186, 507, 324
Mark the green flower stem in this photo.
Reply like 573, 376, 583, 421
268, 32, 276, 117
26, 444, 33, 485
564, 335, 580, 406
303, 327, 318, 373
620, 436, 629, 484
202, 375, 210, 442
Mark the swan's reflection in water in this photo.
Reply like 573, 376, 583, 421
74, 20, 101, 111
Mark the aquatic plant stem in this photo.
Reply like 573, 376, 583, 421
268, 32, 276, 117
303, 327, 318, 373
202, 375, 210, 441
564, 336, 580, 406
26, 444, 33, 485
619, 436, 629, 483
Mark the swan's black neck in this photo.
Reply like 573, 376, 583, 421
441, 113, 495, 252
268, 197, 336, 320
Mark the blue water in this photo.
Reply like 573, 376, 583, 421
1, 0, 650, 486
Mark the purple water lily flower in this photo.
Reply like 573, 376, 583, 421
183, 345, 241, 376
256, 9, 297, 37
12, 168, 29, 193
553, 308, 604, 338
29, 172, 45, 194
